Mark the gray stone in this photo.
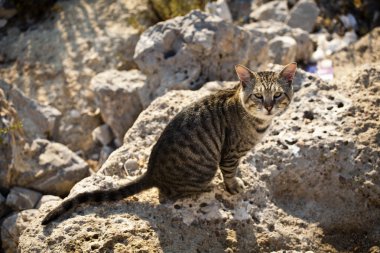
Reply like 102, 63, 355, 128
268, 36, 297, 64
10, 139, 90, 197
1, 209, 40, 253
57, 110, 102, 153
244, 21, 314, 63
91, 124, 114, 146
91, 69, 146, 143
0, 81, 62, 141
5, 187, 42, 211
250, 0, 288, 22
286, 0, 320, 32
134, 10, 253, 100
35, 195, 62, 209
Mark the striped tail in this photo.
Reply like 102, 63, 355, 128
41, 174, 152, 225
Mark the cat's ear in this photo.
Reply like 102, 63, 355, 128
235, 64, 254, 87
279, 62, 297, 85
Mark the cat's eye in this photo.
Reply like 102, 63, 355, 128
254, 93, 263, 99
274, 92, 282, 98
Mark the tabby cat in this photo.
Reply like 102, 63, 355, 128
42, 62, 297, 225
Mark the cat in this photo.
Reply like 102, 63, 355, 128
42, 62, 297, 225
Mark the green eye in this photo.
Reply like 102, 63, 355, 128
274, 92, 282, 98
254, 93, 263, 99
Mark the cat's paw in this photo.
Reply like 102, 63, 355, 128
225, 177, 245, 194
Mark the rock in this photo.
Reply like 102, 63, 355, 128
285, 0, 320, 32
244, 20, 313, 63
0, 193, 10, 218
0, 81, 62, 141
58, 109, 102, 153
134, 10, 255, 100
12, 139, 90, 197
205, 0, 232, 22
6, 139, 90, 196
92, 124, 113, 146
1, 209, 40, 253
0, 0, 143, 153
90, 70, 146, 143
268, 36, 297, 65
250, 0, 288, 22
20, 63, 380, 251
5, 187, 42, 211
35, 195, 62, 209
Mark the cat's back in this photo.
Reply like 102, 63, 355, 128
147, 87, 238, 169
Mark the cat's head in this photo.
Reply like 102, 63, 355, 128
235, 63, 297, 120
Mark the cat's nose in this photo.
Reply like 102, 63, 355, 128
265, 105, 273, 112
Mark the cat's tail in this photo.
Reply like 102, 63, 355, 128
41, 174, 153, 225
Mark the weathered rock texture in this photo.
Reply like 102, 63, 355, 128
0, 0, 143, 152
90, 69, 146, 143
134, 10, 253, 101
19, 63, 380, 252
17, 139, 90, 197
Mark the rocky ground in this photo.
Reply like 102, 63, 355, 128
0, 0, 379, 252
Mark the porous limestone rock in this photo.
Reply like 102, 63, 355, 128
5, 187, 42, 211
18, 64, 380, 251
90, 69, 146, 143
285, 0, 320, 32
1, 209, 40, 253
134, 10, 253, 100
250, 0, 288, 22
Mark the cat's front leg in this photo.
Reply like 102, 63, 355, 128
220, 158, 245, 194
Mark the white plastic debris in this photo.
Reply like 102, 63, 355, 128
317, 59, 334, 81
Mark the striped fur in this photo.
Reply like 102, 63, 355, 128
41, 63, 297, 225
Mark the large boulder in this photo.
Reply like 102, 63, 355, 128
24, 139, 90, 197
18, 63, 380, 251
134, 10, 253, 100
7, 139, 90, 197
1, 209, 40, 253
90, 70, 146, 143
285, 0, 320, 32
